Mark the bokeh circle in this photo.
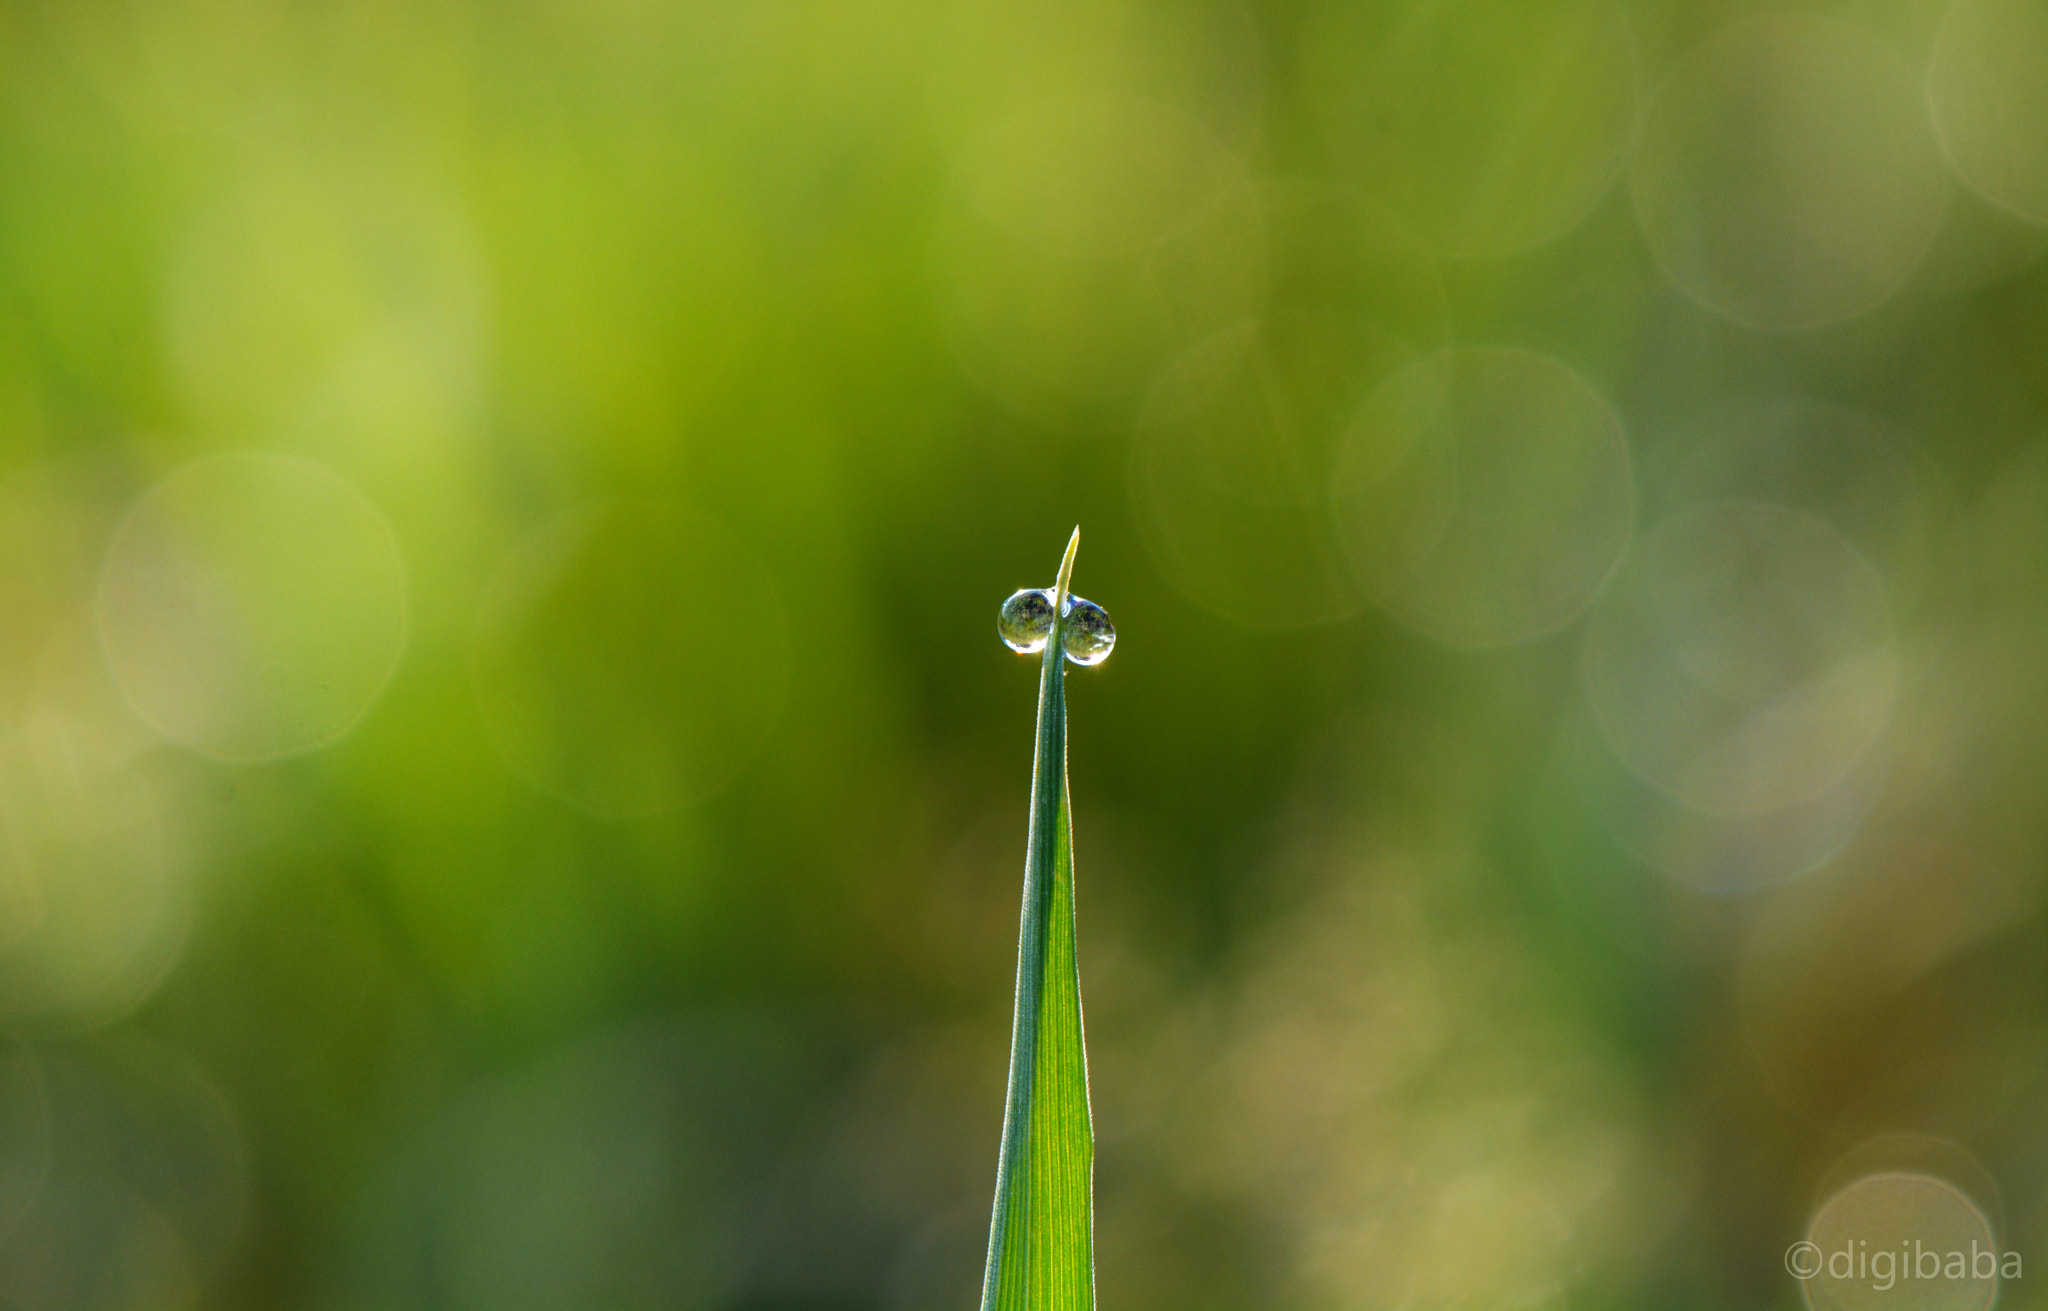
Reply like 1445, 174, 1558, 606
1584, 502, 1897, 813
1801, 1173, 1997, 1310
1132, 185, 1447, 628
1308, 0, 1639, 258
935, 93, 1265, 427
472, 501, 789, 818
97, 452, 408, 761
1630, 16, 1947, 330
1929, 0, 2048, 223
1333, 346, 1634, 647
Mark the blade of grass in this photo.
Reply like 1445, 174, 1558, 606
981, 526, 1096, 1311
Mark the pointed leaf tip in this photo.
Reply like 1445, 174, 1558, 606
1054, 528, 1080, 610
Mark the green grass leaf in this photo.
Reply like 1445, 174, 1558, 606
981, 527, 1097, 1311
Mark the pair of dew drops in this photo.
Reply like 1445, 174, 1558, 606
998, 588, 1115, 665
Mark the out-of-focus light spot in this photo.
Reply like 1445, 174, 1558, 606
0, 1177, 199, 1311
1307, 0, 1638, 258
163, 169, 485, 442
929, 0, 1264, 161
0, 715, 185, 1028
1802, 1173, 1997, 1311
123, 0, 304, 133
1132, 325, 1361, 628
0, 460, 143, 732
1661, 398, 1957, 693
965, 95, 1240, 256
1527, 722, 1692, 957
1187, 865, 1665, 1309
1571, 709, 1887, 893
1666, 402, 1942, 623
1814, 1135, 2006, 1237
1333, 346, 1634, 648
1739, 842, 2046, 1136
1929, 0, 2048, 224
1943, 446, 2048, 795
1630, 16, 1946, 330
936, 93, 1265, 426
0, 460, 188, 1029
471, 501, 788, 818
1341, 1169, 1573, 1309
0, 1042, 50, 1239
1584, 503, 1897, 813
1915, 184, 2048, 292
339, 1021, 800, 1311
41, 1041, 246, 1280
97, 453, 409, 762
0, 1039, 246, 1311
1132, 185, 1446, 628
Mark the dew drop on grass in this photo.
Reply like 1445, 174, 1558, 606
999, 588, 1056, 652
998, 588, 1115, 664
1060, 596, 1115, 664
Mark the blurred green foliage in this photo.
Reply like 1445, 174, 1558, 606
1, 0, 2047, 1307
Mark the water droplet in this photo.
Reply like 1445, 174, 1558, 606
1061, 596, 1115, 665
999, 588, 1056, 652
997, 588, 1116, 664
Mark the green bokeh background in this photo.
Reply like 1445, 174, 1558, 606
3, 0, 2048, 1307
